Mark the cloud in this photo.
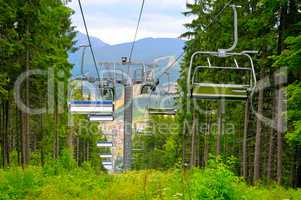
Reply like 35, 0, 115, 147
70, 0, 186, 8
67, 0, 191, 44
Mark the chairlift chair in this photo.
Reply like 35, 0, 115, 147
69, 100, 113, 113
68, 45, 115, 118
147, 73, 178, 115
89, 114, 114, 121
147, 94, 177, 116
147, 108, 176, 115
133, 68, 144, 84
69, 77, 115, 121
88, 79, 115, 120
96, 141, 113, 147
187, 5, 257, 101
140, 69, 159, 94
102, 161, 113, 171
140, 79, 159, 94
102, 161, 113, 165
100, 154, 113, 159
188, 52, 256, 101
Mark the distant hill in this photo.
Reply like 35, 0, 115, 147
69, 32, 185, 76
94, 37, 184, 62
74, 32, 109, 49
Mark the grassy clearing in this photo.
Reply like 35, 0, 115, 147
0, 162, 300, 200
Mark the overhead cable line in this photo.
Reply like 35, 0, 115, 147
205, 0, 233, 30
149, 0, 235, 98
129, 0, 146, 62
156, 53, 184, 80
77, 0, 101, 81
146, 53, 184, 101
155, 0, 233, 80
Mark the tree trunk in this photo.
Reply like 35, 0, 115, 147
203, 113, 212, 166
276, 71, 285, 184
53, 100, 59, 159
1, 102, 6, 167
190, 112, 197, 167
66, 127, 74, 156
275, 3, 286, 185
267, 94, 276, 179
254, 71, 264, 182
242, 98, 250, 178
190, 115, 195, 167
21, 111, 29, 166
195, 118, 200, 167
21, 35, 31, 167
76, 137, 80, 165
86, 140, 90, 161
40, 111, 44, 166
216, 101, 224, 155
5, 101, 9, 166
83, 140, 87, 162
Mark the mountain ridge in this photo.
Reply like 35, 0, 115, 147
69, 32, 185, 76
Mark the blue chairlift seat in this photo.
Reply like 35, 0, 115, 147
96, 141, 113, 147
69, 100, 114, 114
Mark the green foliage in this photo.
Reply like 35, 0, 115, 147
189, 166, 239, 199
42, 150, 77, 176
0, 162, 300, 200
0, 167, 42, 200
286, 82, 301, 145
132, 115, 180, 170
177, 0, 301, 186
0, 0, 79, 173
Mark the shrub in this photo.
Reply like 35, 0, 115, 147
0, 162, 300, 200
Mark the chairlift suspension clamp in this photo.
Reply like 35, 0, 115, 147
218, 50, 227, 58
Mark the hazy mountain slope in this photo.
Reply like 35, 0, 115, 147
69, 33, 185, 76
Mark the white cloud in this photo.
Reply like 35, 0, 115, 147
67, 0, 191, 44
69, 0, 186, 8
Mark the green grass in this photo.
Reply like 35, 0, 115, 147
0, 163, 300, 200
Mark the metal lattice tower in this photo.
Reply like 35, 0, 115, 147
98, 61, 156, 170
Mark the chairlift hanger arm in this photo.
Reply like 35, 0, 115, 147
80, 45, 89, 77
218, 5, 241, 54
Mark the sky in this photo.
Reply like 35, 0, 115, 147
67, 0, 194, 45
